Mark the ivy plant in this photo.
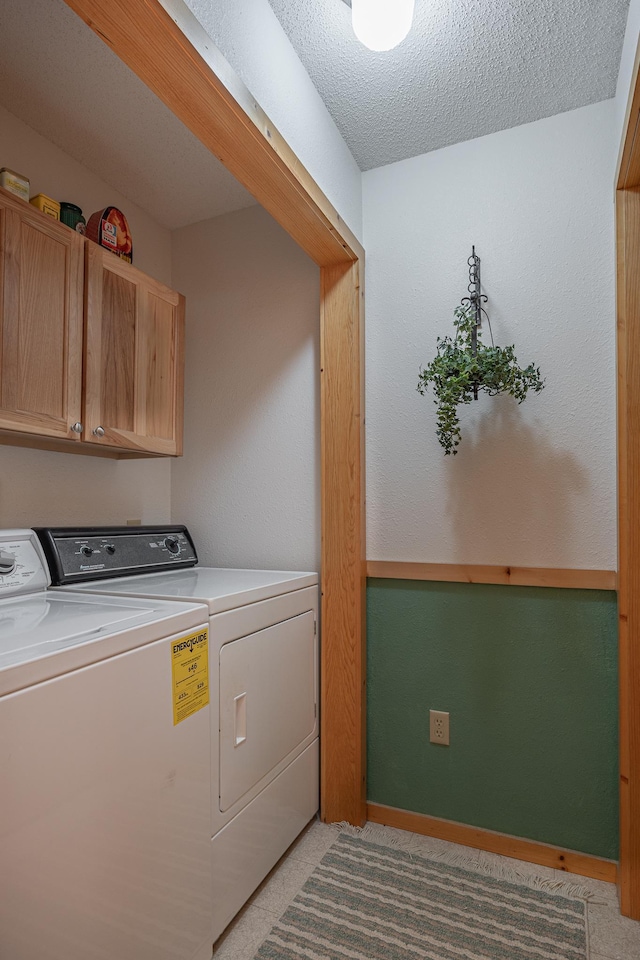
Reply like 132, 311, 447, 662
417, 305, 544, 455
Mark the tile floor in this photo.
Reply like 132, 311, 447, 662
212, 819, 640, 960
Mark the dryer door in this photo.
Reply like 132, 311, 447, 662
219, 610, 316, 812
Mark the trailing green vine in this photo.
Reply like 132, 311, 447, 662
417, 305, 544, 455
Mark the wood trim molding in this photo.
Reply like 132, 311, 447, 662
616, 186, 640, 918
366, 561, 617, 591
320, 260, 367, 826
63, 0, 363, 267
617, 32, 640, 190
617, 26, 640, 915
367, 803, 618, 885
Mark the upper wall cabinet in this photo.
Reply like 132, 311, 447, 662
0, 186, 185, 458
84, 244, 184, 456
0, 188, 84, 441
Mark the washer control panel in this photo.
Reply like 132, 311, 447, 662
0, 530, 49, 597
34, 526, 198, 585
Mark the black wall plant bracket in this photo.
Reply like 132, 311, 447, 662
417, 247, 544, 455
461, 245, 490, 399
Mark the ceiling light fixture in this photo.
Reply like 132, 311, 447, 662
349, 0, 415, 52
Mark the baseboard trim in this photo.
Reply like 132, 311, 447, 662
366, 802, 617, 884
366, 561, 617, 591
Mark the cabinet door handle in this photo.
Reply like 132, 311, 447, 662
70, 422, 83, 434
92, 425, 105, 438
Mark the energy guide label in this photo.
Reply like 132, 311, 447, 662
171, 628, 209, 725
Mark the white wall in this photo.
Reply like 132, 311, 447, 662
178, 0, 362, 242
0, 105, 172, 282
0, 449, 171, 528
0, 105, 172, 528
363, 99, 617, 570
171, 205, 320, 571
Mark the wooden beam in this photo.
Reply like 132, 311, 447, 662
320, 260, 366, 826
366, 561, 617, 591
616, 187, 640, 918
367, 803, 618, 885
62, 0, 364, 267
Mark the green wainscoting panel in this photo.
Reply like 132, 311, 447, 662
366, 579, 619, 859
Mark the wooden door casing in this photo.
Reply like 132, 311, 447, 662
616, 29, 640, 919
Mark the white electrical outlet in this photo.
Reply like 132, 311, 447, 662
430, 710, 450, 746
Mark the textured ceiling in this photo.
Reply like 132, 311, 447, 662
0, 0, 256, 229
267, 0, 630, 171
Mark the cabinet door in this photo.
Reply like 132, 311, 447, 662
84, 243, 184, 456
0, 188, 84, 440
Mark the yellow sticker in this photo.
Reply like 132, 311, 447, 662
171, 628, 209, 725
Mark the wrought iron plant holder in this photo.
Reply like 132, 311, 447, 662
417, 247, 544, 455
462, 246, 489, 400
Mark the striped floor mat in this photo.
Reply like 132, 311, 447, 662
254, 834, 588, 960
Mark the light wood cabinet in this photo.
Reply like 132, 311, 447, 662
0, 186, 184, 458
0, 188, 84, 441
84, 243, 184, 456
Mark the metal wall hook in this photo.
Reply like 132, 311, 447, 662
460, 246, 493, 399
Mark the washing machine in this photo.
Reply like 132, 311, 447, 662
0, 529, 212, 960
35, 525, 320, 941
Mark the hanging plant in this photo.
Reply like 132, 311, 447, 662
417, 249, 544, 455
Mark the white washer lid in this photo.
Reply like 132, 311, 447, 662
0, 590, 208, 695
61, 567, 318, 614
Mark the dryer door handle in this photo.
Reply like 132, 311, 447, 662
234, 692, 247, 747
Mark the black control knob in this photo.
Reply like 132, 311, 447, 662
0, 550, 16, 575
105, 544, 116, 555
164, 536, 180, 555
81, 545, 94, 558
